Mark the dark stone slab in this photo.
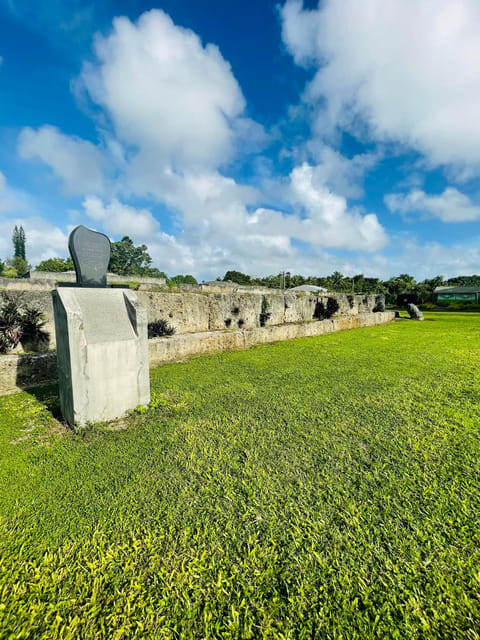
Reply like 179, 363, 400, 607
68, 225, 111, 287
407, 303, 424, 320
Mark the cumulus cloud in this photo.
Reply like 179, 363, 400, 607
0, 216, 69, 266
0, 170, 31, 215
79, 9, 248, 172
286, 163, 387, 250
11, 8, 391, 279
281, 0, 480, 170
0, 172, 71, 265
302, 145, 379, 199
82, 196, 160, 239
385, 187, 480, 222
18, 125, 105, 195
380, 238, 480, 280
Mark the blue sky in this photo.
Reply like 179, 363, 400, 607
1, 0, 480, 280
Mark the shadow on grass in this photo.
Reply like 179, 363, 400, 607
24, 382, 63, 422
12, 351, 63, 420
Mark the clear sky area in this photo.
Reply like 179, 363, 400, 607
1, 0, 480, 280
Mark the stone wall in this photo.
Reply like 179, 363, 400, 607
0, 287, 383, 349
0, 311, 394, 395
29, 271, 167, 286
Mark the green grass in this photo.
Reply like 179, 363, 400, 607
1, 313, 479, 639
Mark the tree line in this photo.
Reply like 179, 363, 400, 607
221, 270, 480, 304
0, 230, 198, 285
2, 227, 479, 301
0, 225, 30, 277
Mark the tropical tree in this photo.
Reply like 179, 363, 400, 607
35, 257, 74, 272
169, 274, 198, 285
289, 274, 307, 288
12, 225, 26, 260
330, 271, 345, 291
109, 236, 155, 276
6, 256, 29, 276
223, 271, 252, 285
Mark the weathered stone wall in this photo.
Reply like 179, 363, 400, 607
103, 290, 381, 333
0, 287, 381, 349
29, 271, 167, 286
148, 311, 394, 365
0, 311, 394, 395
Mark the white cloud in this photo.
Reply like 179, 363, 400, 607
302, 145, 379, 199
385, 187, 480, 222
18, 125, 105, 195
10, 8, 391, 279
281, 0, 480, 170
79, 9, 248, 172
377, 238, 480, 280
286, 163, 387, 250
0, 172, 70, 265
0, 216, 69, 266
82, 196, 160, 239
0, 170, 31, 215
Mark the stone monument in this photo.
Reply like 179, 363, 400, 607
68, 225, 110, 287
52, 226, 150, 428
407, 303, 424, 320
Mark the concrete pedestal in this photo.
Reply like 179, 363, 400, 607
52, 288, 150, 428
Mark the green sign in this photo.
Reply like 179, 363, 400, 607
437, 293, 477, 302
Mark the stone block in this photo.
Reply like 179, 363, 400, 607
52, 288, 150, 428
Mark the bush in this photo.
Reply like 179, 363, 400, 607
148, 318, 176, 338
20, 307, 50, 346
442, 302, 480, 312
3, 266, 18, 278
0, 296, 49, 353
259, 296, 271, 327
35, 257, 74, 272
373, 295, 386, 312
313, 297, 340, 320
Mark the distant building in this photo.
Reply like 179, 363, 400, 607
290, 285, 328, 293
433, 286, 479, 303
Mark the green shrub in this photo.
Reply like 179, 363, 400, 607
419, 302, 438, 311
0, 296, 49, 353
0, 300, 22, 351
448, 302, 480, 311
433, 302, 480, 312
313, 297, 339, 320
20, 307, 49, 346
147, 318, 176, 338
3, 266, 18, 278
259, 296, 271, 327
373, 295, 386, 312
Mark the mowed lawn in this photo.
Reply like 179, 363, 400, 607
0, 313, 479, 639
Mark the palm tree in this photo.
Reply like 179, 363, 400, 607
330, 271, 345, 291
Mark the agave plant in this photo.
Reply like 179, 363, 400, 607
20, 306, 50, 347
0, 297, 50, 353
147, 318, 176, 338
0, 300, 23, 352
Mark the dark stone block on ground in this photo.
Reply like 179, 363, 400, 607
407, 303, 424, 320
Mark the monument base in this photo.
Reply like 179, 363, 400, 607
52, 288, 150, 428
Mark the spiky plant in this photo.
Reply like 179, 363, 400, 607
148, 318, 176, 338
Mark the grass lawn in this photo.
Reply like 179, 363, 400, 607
0, 313, 479, 639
